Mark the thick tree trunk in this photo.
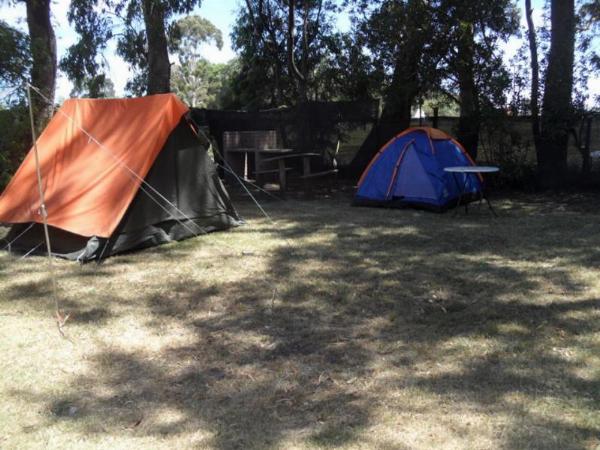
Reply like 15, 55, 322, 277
25, 0, 56, 132
456, 23, 480, 160
347, 54, 418, 178
142, 0, 171, 94
537, 0, 575, 188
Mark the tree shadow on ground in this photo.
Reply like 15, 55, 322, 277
4, 194, 600, 449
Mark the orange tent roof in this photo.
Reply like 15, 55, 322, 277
0, 94, 189, 238
405, 127, 453, 140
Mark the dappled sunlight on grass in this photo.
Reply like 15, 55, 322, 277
1, 193, 599, 449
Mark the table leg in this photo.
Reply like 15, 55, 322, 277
462, 174, 470, 214
451, 173, 463, 211
224, 150, 244, 183
446, 169, 499, 217
278, 159, 287, 192
302, 156, 311, 176
254, 151, 261, 185
483, 187, 498, 217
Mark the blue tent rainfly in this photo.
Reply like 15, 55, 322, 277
354, 127, 483, 211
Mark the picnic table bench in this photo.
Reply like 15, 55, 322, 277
222, 130, 338, 193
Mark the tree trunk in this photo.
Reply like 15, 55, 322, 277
580, 117, 592, 176
525, 0, 541, 151
142, 0, 171, 94
25, 0, 56, 132
455, 22, 480, 160
537, 0, 575, 188
347, 54, 419, 178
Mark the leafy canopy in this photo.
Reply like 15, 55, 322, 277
61, 0, 205, 96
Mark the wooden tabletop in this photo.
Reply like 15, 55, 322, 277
261, 152, 320, 163
225, 148, 294, 154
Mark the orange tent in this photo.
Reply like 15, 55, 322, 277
0, 94, 239, 261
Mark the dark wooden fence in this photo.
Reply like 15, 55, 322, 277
191, 101, 600, 181
191, 99, 381, 162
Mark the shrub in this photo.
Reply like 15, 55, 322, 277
478, 115, 537, 190
0, 104, 31, 190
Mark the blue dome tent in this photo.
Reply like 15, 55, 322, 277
353, 127, 484, 211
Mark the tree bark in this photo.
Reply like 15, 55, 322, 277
537, 0, 575, 188
348, 51, 419, 178
25, 0, 56, 132
455, 22, 480, 160
142, 0, 171, 94
580, 117, 592, 176
525, 0, 541, 151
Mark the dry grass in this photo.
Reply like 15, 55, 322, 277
1, 191, 599, 449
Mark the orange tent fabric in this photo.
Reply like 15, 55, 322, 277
0, 94, 188, 238
401, 126, 452, 140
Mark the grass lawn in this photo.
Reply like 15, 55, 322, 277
1, 191, 599, 449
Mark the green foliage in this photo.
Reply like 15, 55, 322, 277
69, 76, 116, 98
507, 43, 533, 116
62, 0, 204, 97
349, 0, 443, 116
230, 0, 341, 109
169, 15, 223, 55
171, 60, 236, 109
510, 0, 598, 114
573, 0, 600, 110
478, 114, 537, 190
340, 0, 520, 117
0, 104, 31, 190
59, 0, 113, 97
169, 15, 230, 107
309, 31, 383, 102
421, 94, 460, 117
433, 0, 519, 109
0, 20, 31, 103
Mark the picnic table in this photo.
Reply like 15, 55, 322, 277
222, 130, 282, 181
224, 147, 293, 180
258, 152, 322, 191
222, 130, 338, 193
444, 166, 499, 216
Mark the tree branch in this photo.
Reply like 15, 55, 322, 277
287, 0, 305, 83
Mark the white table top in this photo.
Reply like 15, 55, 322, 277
444, 166, 499, 173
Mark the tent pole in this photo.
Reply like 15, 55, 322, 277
26, 84, 62, 322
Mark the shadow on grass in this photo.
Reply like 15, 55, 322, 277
4, 195, 600, 448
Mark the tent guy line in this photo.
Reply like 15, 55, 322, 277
3, 89, 254, 261
186, 121, 277, 222
0, 222, 34, 252
201, 132, 325, 255
208, 147, 301, 254
29, 84, 286, 236
216, 162, 283, 202
26, 85, 209, 240
24, 86, 264, 260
